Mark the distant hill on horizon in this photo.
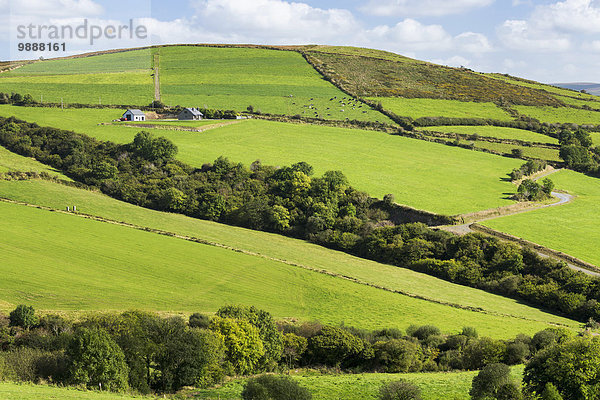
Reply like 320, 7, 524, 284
553, 82, 600, 96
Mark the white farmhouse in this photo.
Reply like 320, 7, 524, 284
123, 109, 146, 122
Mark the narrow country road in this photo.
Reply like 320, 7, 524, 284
439, 169, 600, 277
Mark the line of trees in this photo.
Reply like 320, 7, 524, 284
558, 128, 600, 175
2, 117, 600, 323
0, 304, 586, 397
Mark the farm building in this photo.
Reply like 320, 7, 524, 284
123, 109, 146, 121
178, 107, 204, 120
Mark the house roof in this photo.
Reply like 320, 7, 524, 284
182, 107, 204, 116
125, 109, 145, 116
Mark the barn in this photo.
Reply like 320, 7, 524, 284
123, 109, 146, 121
178, 107, 204, 120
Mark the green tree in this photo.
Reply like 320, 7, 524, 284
541, 383, 564, 400
130, 131, 178, 162
524, 336, 600, 400
216, 305, 283, 370
374, 339, 423, 373
307, 325, 364, 367
9, 305, 38, 330
282, 333, 307, 368
210, 317, 265, 375
470, 363, 522, 400
463, 338, 506, 370
67, 327, 129, 391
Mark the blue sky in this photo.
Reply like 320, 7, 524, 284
2, 0, 599, 83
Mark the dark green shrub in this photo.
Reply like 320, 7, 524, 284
9, 305, 38, 330
189, 313, 211, 329
241, 374, 312, 400
470, 363, 521, 400
379, 379, 422, 400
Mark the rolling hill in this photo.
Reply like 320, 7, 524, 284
0, 105, 523, 216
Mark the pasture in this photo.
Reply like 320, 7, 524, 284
514, 105, 600, 125
0, 178, 579, 335
425, 125, 559, 144
0, 50, 153, 106
0, 145, 68, 179
486, 73, 599, 102
0, 106, 523, 215
0, 199, 575, 337
368, 97, 513, 120
158, 46, 390, 123
0, 382, 154, 400
194, 366, 523, 400
463, 141, 560, 162
483, 169, 600, 267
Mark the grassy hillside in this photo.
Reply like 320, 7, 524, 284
0, 178, 579, 334
0, 199, 575, 337
0, 106, 523, 215
367, 98, 512, 120
425, 126, 559, 144
158, 46, 390, 123
486, 73, 600, 102
305, 49, 561, 106
0, 146, 68, 178
0, 382, 154, 400
483, 169, 600, 267
514, 105, 600, 125
0, 50, 153, 105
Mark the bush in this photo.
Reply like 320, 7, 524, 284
379, 380, 422, 400
241, 375, 312, 400
189, 313, 211, 329
9, 305, 38, 330
470, 363, 521, 400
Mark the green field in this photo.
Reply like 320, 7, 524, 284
1, 198, 576, 337
0, 382, 154, 400
368, 98, 513, 120
0, 366, 523, 400
515, 105, 600, 125
461, 141, 561, 162
9, 50, 152, 75
193, 366, 523, 400
158, 46, 390, 123
484, 170, 600, 267
0, 146, 68, 178
425, 125, 558, 144
0, 178, 579, 335
554, 95, 600, 108
0, 105, 523, 215
0, 50, 153, 106
486, 73, 599, 102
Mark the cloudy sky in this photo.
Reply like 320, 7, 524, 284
2, 0, 600, 83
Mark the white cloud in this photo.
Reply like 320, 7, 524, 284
7, 0, 103, 17
189, 0, 357, 43
360, 0, 494, 17
531, 0, 600, 34
365, 19, 452, 51
431, 55, 472, 67
497, 19, 571, 51
454, 32, 493, 53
